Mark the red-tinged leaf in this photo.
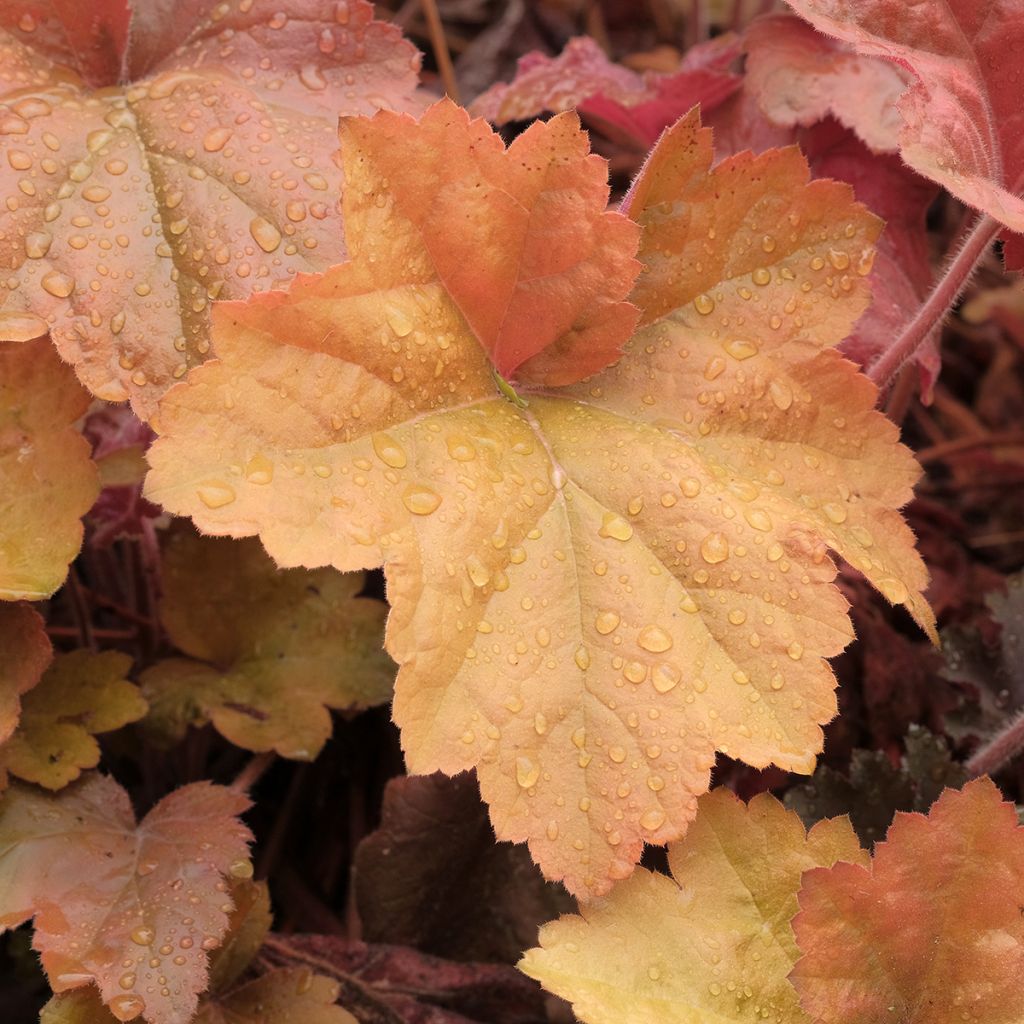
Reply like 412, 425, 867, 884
0, 0, 421, 417
0, 336, 100, 600
791, 777, 1024, 1024
744, 14, 910, 152
801, 120, 942, 399
786, 0, 1024, 231
0, 601, 51, 743
0, 650, 147, 791
0, 774, 253, 1024
470, 34, 741, 148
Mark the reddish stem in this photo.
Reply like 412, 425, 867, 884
868, 213, 1001, 391
967, 708, 1024, 778
230, 751, 276, 793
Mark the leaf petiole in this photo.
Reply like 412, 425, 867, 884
492, 367, 530, 408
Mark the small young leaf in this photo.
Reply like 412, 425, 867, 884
787, 0, 1024, 231
0, 774, 252, 1024
0, 0, 421, 416
0, 650, 146, 791
520, 788, 866, 1023
146, 103, 932, 896
0, 337, 100, 599
140, 528, 394, 759
0, 601, 52, 743
792, 777, 1024, 1024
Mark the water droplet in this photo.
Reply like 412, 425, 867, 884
229, 858, 252, 879
119, 972, 137, 990
402, 484, 441, 515
752, 267, 771, 286
196, 481, 236, 508
652, 663, 680, 693
878, 577, 908, 604
744, 508, 772, 531
641, 808, 665, 830
41, 271, 75, 298
679, 594, 699, 614
638, 625, 672, 653
249, 216, 281, 252
761, 235, 777, 253
385, 304, 414, 337
694, 293, 715, 315
787, 641, 804, 660
598, 511, 632, 542
768, 379, 793, 411
0, 310, 46, 341
244, 453, 274, 485
299, 63, 327, 90
574, 645, 591, 671
822, 501, 847, 524
704, 356, 726, 380
828, 247, 850, 270
109, 995, 146, 1022
203, 127, 233, 152
595, 610, 620, 635
371, 431, 407, 468
130, 927, 154, 946
723, 338, 758, 360
700, 532, 729, 564
516, 755, 540, 789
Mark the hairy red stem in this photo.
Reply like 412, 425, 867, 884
868, 213, 1001, 391
967, 708, 1024, 778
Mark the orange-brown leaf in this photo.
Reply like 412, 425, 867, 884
0, 0, 421, 417
0, 774, 252, 1024
146, 106, 931, 897
791, 777, 1024, 1024
0, 336, 99, 599
0, 600, 51, 743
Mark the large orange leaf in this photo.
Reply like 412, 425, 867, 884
791, 777, 1024, 1024
520, 788, 866, 1024
140, 527, 394, 759
0, 650, 146, 791
0, 0, 421, 417
146, 102, 933, 897
0, 600, 51, 742
0, 336, 99, 599
0, 774, 252, 1024
786, 0, 1024, 231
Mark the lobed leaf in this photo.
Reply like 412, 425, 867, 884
146, 102, 932, 896
0, 774, 252, 1024
0, 649, 146, 791
0, 0, 421, 417
0, 336, 99, 599
786, 0, 1024, 231
520, 788, 866, 1023
0, 600, 51, 743
791, 777, 1024, 1024
140, 527, 394, 759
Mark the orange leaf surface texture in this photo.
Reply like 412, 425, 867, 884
520, 788, 867, 1024
0, 600, 51, 743
0, 774, 253, 1024
140, 528, 394, 759
145, 101, 933, 897
0, 335, 99, 600
791, 777, 1024, 1024
786, 0, 1024, 231
0, 649, 146, 791
0, 0, 421, 416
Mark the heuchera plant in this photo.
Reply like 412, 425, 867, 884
1, 1, 1023, 1023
